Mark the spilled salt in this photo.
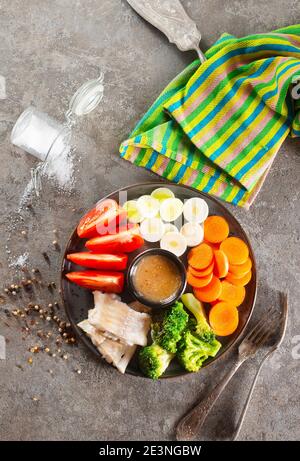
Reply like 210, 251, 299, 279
9, 252, 29, 268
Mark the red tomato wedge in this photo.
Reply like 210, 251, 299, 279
77, 199, 127, 239
65, 271, 124, 293
67, 252, 128, 271
85, 227, 144, 253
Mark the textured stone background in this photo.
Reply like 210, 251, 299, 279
0, 0, 299, 441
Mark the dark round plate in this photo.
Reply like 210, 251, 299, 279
61, 182, 257, 379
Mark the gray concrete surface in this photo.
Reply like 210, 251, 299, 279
0, 0, 299, 441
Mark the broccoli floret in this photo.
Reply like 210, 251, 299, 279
139, 344, 174, 380
178, 294, 222, 372
156, 302, 189, 353
181, 293, 211, 336
177, 330, 221, 372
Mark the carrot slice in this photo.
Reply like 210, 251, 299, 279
188, 261, 214, 277
204, 240, 220, 251
187, 270, 213, 288
209, 302, 239, 336
188, 243, 214, 270
229, 258, 252, 277
213, 249, 229, 278
193, 275, 222, 303
204, 216, 229, 244
220, 237, 249, 265
219, 280, 245, 306
226, 270, 252, 286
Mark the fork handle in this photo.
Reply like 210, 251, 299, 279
232, 348, 277, 440
176, 357, 245, 441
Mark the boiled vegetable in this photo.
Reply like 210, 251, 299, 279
209, 302, 239, 336
193, 275, 222, 303
203, 215, 229, 243
220, 237, 249, 265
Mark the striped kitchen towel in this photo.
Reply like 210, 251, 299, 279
120, 25, 300, 208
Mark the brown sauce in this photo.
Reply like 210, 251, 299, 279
133, 254, 181, 303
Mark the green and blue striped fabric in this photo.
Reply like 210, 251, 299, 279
120, 25, 300, 208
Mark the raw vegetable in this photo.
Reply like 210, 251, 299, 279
220, 237, 249, 265
180, 222, 204, 247
155, 302, 189, 353
122, 200, 143, 224
229, 258, 252, 277
77, 199, 126, 239
65, 271, 124, 293
203, 215, 229, 243
187, 270, 213, 288
151, 187, 175, 201
213, 249, 229, 278
226, 270, 252, 286
67, 252, 128, 271
188, 243, 214, 270
85, 227, 144, 253
160, 197, 183, 222
209, 302, 239, 336
219, 280, 246, 306
140, 217, 165, 242
193, 275, 222, 303
136, 195, 160, 219
178, 294, 221, 372
160, 232, 187, 257
188, 261, 214, 277
183, 197, 209, 224
139, 343, 174, 380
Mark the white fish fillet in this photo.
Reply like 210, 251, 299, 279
89, 291, 151, 346
78, 319, 136, 374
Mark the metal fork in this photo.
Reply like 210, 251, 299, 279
176, 292, 288, 441
232, 292, 288, 440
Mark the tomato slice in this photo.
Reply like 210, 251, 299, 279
67, 252, 128, 270
65, 271, 124, 293
85, 227, 144, 253
77, 199, 127, 239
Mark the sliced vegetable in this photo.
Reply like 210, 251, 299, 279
219, 280, 246, 306
136, 195, 160, 219
183, 197, 208, 224
160, 232, 187, 257
180, 223, 204, 247
163, 223, 179, 235
213, 249, 229, 278
193, 275, 222, 303
151, 187, 175, 202
226, 270, 252, 287
209, 302, 239, 336
187, 270, 213, 288
77, 199, 126, 239
204, 215, 229, 244
229, 258, 252, 277
86, 227, 144, 253
140, 217, 165, 243
66, 252, 128, 271
188, 261, 214, 277
188, 243, 214, 270
160, 198, 183, 222
122, 200, 143, 224
220, 237, 249, 265
66, 271, 124, 293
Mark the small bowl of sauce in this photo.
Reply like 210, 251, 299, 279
127, 248, 187, 309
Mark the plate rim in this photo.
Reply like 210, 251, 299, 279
60, 180, 257, 380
